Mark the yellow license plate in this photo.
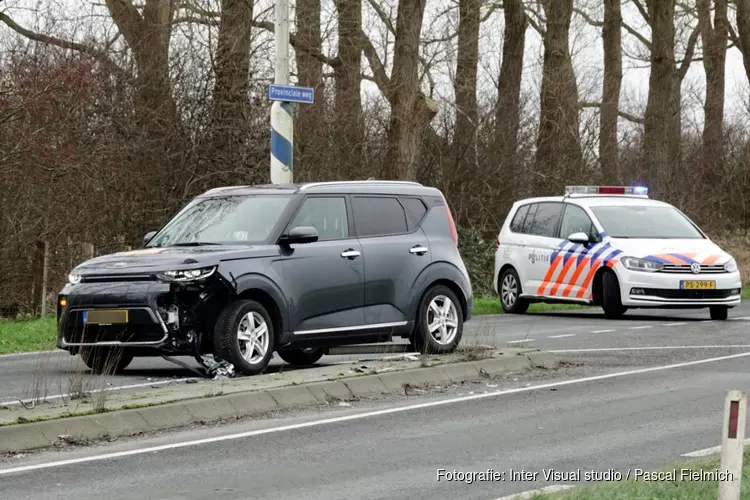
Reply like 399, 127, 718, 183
83, 309, 129, 324
680, 280, 716, 290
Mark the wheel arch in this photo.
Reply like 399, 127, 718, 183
591, 266, 615, 306
496, 263, 519, 291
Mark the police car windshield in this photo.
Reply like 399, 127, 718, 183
590, 205, 704, 239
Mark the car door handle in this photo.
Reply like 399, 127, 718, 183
341, 249, 360, 259
409, 245, 428, 255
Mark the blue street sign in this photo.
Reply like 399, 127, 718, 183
268, 84, 315, 104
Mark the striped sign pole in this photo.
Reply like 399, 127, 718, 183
270, 0, 293, 184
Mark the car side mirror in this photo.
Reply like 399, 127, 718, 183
143, 231, 157, 246
568, 232, 589, 244
279, 226, 319, 246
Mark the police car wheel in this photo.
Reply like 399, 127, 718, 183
499, 268, 529, 314
709, 306, 728, 321
601, 270, 627, 319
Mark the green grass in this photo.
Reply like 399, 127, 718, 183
533, 449, 750, 499
472, 296, 584, 315
0, 316, 57, 354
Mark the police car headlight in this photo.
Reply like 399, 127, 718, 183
621, 256, 663, 272
68, 273, 82, 284
724, 258, 738, 273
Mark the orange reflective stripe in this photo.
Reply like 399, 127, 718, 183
537, 255, 563, 295
561, 257, 590, 297
550, 257, 577, 296
652, 253, 684, 265
576, 258, 603, 298
702, 254, 720, 265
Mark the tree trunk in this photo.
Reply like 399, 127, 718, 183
452, 0, 481, 171
534, 0, 582, 193
381, 0, 436, 181
495, 0, 526, 163
643, 0, 676, 192
210, 0, 253, 167
600, 0, 622, 184
699, 0, 727, 177
333, 0, 365, 178
295, 0, 324, 180
735, 0, 750, 82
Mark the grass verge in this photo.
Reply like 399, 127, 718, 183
1, 288, 749, 355
534, 449, 750, 499
0, 316, 57, 354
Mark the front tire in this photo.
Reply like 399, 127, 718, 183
601, 270, 627, 319
213, 299, 275, 376
710, 306, 729, 320
410, 285, 464, 355
277, 347, 324, 366
80, 346, 133, 375
499, 267, 529, 314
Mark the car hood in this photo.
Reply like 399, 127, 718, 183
609, 238, 733, 265
72, 245, 279, 275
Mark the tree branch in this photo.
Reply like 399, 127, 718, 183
632, 0, 651, 24
0, 12, 128, 80
361, 33, 391, 99
677, 23, 701, 82
573, 7, 602, 27
580, 101, 644, 124
623, 21, 652, 48
251, 20, 339, 67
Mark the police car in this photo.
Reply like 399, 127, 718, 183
492, 186, 742, 320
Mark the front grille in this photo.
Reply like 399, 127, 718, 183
640, 288, 737, 300
658, 264, 727, 274
81, 273, 156, 283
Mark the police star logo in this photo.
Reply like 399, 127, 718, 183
690, 262, 701, 274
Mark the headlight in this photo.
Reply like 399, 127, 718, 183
621, 256, 663, 272
156, 266, 216, 282
724, 258, 738, 273
68, 273, 82, 284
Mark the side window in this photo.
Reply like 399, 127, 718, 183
527, 202, 563, 238
559, 204, 596, 241
510, 204, 530, 233
352, 196, 408, 237
521, 203, 538, 233
400, 196, 428, 229
288, 196, 349, 241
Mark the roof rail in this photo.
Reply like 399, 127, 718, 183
299, 180, 423, 190
203, 185, 249, 195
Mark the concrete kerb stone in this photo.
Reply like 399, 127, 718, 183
0, 350, 561, 454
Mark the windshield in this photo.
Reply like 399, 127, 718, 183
147, 194, 292, 247
590, 205, 704, 239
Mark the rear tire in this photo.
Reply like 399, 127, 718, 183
710, 306, 729, 320
410, 285, 464, 355
213, 299, 275, 376
80, 346, 133, 375
601, 270, 627, 319
498, 267, 529, 314
277, 347, 324, 366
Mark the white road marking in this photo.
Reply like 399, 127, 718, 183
0, 350, 58, 359
629, 325, 653, 330
591, 329, 615, 334
2, 351, 750, 476
506, 339, 534, 344
731, 316, 750, 321
547, 334, 575, 339
549, 345, 750, 353
700, 320, 714, 323
663, 322, 686, 326
0, 378, 193, 407
493, 485, 576, 499
682, 439, 750, 457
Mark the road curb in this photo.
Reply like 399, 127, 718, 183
0, 351, 560, 454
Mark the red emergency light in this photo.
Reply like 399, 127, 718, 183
564, 185, 649, 196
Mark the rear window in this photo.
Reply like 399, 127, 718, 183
590, 205, 704, 239
510, 204, 530, 232
527, 202, 563, 238
352, 196, 409, 237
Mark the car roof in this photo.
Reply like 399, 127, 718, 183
197, 180, 443, 197
511, 195, 671, 208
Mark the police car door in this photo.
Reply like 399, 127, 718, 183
522, 202, 564, 296
550, 203, 601, 299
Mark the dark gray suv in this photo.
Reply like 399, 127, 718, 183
56, 180, 473, 375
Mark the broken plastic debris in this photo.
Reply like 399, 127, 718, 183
486, 383, 498, 388
199, 354, 236, 380
338, 402, 352, 407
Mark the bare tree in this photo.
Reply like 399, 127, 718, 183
535, 0, 583, 192
600, 0, 623, 184
494, 0, 526, 175
453, 0, 481, 171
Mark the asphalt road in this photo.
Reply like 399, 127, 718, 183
1, 302, 749, 406
2, 350, 750, 499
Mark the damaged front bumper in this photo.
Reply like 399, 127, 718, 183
57, 279, 215, 357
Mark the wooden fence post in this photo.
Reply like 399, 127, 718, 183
32, 241, 48, 317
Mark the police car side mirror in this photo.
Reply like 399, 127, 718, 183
568, 232, 589, 244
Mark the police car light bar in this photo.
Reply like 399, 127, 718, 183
564, 185, 648, 196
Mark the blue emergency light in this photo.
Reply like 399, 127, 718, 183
564, 185, 648, 196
